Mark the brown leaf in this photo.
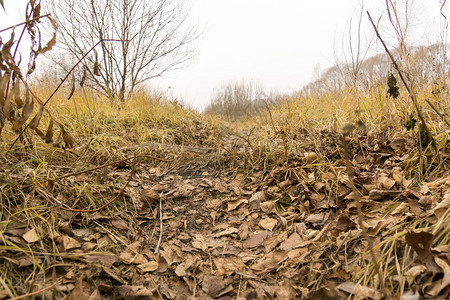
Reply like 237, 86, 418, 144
63, 236, 81, 250
192, 234, 207, 251
23, 228, 39, 243
408, 198, 423, 216
378, 176, 396, 190
29, 106, 43, 129
92, 62, 100, 75
405, 231, 434, 263
45, 118, 54, 143
279, 232, 305, 251
213, 257, 246, 276
434, 257, 450, 296
59, 123, 75, 149
117, 285, 155, 298
433, 191, 450, 219
249, 191, 265, 210
303, 151, 318, 164
336, 282, 383, 300
68, 278, 84, 300
202, 275, 233, 298
242, 231, 268, 249
309, 286, 345, 300
111, 217, 128, 230
250, 251, 286, 274
353, 284, 383, 300
0, 72, 10, 106
32, 3, 41, 19
1, 31, 14, 62
12, 80, 22, 108
93, 54, 100, 76
259, 218, 277, 231
238, 222, 248, 240
37, 16, 57, 55
2, 93, 11, 120
88, 289, 102, 300
260, 201, 275, 213
12, 96, 33, 131
34, 127, 46, 140
213, 227, 238, 238
85, 255, 118, 268
68, 74, 75, 100
336, 215, 356, 232
392, 167, 404, 185
369, 189, 401, 201
137, 261, 159, 273
405, 265, 427, 286
305, 212, 327, 225
80, 66, 87, 87
227, 198, 247, 211
140, 189, 160, 205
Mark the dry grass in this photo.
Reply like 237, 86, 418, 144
1, 81, 449, 298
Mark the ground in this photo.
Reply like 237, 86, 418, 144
0, 123, 449, 299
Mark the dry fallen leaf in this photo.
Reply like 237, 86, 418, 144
140, 188, 160, 205
405, 231, 434, 263
243, 231, 268, 249
22, 228, 39, 243
279, 232, 305, 251
192, 234, 207, 251
202, 275, 234, 298
68, 278, 84, 300
238, 222, 249, 240
434, 256, 450, 296
137, 261, 159, 273
227, 198, 248, 211
62, 236, 81, 250
214, 257, 246, 276
405, 265, 427, 286
111, 217, 129, 230
259, 218, 277, 231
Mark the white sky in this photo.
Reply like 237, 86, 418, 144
0, 0, 447, 110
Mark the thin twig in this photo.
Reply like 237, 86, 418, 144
0, 14, 51, 33
155, 192, 164, 254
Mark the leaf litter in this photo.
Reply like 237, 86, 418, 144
0, 120, 449, 299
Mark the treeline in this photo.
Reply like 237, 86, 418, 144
204, 81, 277, 121
303, 43, 449, 95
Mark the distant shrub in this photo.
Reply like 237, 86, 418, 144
204, 80, 273, 121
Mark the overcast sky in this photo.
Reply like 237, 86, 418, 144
0, 0, 447, 110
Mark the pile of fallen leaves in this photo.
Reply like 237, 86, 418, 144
0, 122, 449, 299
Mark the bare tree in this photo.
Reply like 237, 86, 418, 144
47, 0, 199, 103
334, 0, 373, 89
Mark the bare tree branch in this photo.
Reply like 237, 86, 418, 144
47, 0, 200, 103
